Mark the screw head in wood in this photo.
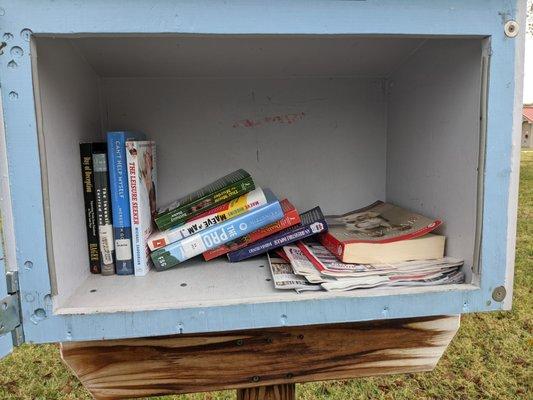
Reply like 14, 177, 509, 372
492, 286, 507, 302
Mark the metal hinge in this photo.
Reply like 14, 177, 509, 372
1, 271, 24, 346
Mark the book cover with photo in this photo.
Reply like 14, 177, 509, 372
126, 140, 157, 276
319, 201, 443, 264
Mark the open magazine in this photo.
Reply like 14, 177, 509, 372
322, 201, 442, 244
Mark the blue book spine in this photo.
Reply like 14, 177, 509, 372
107, 131, 146, 275
227, 207, 327, 262
151, 190, 283, 271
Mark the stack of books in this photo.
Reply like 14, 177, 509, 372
266, 201, 465, 292
148, 169, 327, 271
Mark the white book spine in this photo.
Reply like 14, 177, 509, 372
127, 141, 157, 276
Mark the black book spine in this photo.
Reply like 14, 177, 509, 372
93, 148, 116, 276
79, 143, 101, 274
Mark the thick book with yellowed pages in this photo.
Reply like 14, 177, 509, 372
319, 201, 443, 263
322, 233, 445, 264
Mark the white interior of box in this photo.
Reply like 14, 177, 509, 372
32, 35, 482, 314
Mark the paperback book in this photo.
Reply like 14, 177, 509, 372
151, 189, 284, 271
126, 140, 157, 276
227, 207, 327, 262
92, 148, 115, 275
148, 187, 267, 251
203, 199, 301, 261
155, 169, 255, 230
79, 142, 105, 274
107, 131, 146, 275
319, 201, 443, 263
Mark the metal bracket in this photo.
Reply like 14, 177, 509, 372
6, 270, 18, 294
0, 292, 21, 336
11, 325, 24, 346
0, 271, 24, 344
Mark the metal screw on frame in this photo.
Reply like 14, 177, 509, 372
504, 20, 519, 38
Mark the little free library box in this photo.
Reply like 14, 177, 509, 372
0, 1, 526, 399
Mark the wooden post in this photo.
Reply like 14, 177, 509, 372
237, 384, 296, 400
60, 315, 459, 400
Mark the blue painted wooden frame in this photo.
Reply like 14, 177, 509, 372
0, 0, 524, 343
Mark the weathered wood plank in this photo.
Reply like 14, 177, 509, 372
60, 315, 459, 400
237, 384, 296, 400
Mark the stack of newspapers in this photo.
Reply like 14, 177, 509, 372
267, 242, 464, 293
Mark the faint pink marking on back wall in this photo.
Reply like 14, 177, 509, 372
232, 112, 306, 128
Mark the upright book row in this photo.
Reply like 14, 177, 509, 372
80, 132, 156, 276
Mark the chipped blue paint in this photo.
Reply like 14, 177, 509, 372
0, 0, 523, 344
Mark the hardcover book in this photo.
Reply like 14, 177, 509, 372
148, 187, 267, 251
92, 148, 115, 275
107, 131, 146, 275
79, 142, 105, 274
126, 140, 157, 276
319, 201, 443, 264
151, 189, 283, 271
155, 169, 255, 230
227, 207, 327, 262
203, 199, 301, 261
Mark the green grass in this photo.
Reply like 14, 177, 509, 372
1, 152, 532, 400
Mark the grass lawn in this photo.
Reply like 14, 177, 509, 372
1, 151, 531, 400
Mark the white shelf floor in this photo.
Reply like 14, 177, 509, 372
56, 255, 475, 315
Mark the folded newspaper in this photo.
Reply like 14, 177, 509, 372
267, 253, 321, 293
267, 241, 465, 293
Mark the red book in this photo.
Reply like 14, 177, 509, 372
319, 201, 442, 264
203, 199, 300, 261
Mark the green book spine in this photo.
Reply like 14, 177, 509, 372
155, 176, 255, 230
